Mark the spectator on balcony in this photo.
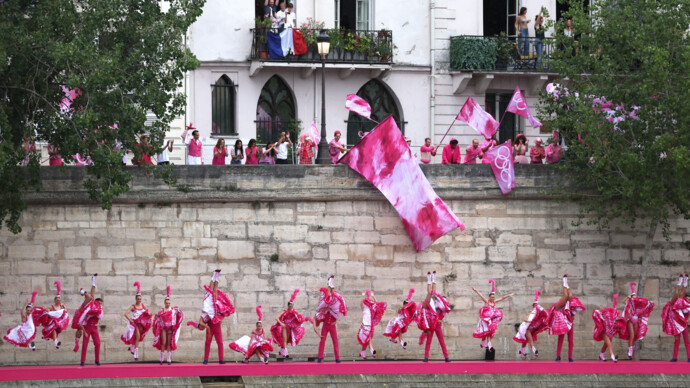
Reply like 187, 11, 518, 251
405, 137, 419, 162
246, 139, 260, 165
298, 134, 315, 165
231, 140, 244, 165
546, 133, 565, 164
133, 135, 154, 166
187, 130, 203, 165
48, 144, 62, 166
285, 3, 296, 29
329, 131, 348, 164
212, 139, 229, 165
275, 1, 288, 31
480, 134, 498, 164
441, 138, 461, 164
464, 139, 482, 164
564, 19, 574, 38
515, 7, 530, 56
264, 0, 277, 21
274, 131, 292, 164
513, 134, 530, 164
530, 137, 545, 164
420, 138, 436, 164
157, 139, 174, 166
259, 143, 277, 165
534, 13, 545, 66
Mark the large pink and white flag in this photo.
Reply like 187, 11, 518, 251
456, 97, 499, 140
483, 140, 515, 195
506, 87, 542, 128
339, 116, 465, 252
306, 121, 321, 145
345, 94, 373, 120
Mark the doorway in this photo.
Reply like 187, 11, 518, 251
483, 0, 518, 37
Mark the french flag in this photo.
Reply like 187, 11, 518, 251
267, 28, 308, 58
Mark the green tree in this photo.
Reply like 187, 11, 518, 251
0, 0, 205, 233
541, 0, 690, 295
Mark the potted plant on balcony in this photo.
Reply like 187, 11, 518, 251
356, 33, 372, 61
299, 18, 325, 60
376, 40, 392, 63
342, 31, 356, 61
495, 32, 519, 70
255, 16, 272, 59
328, 28, 344, 60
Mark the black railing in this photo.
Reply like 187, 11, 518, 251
449, 35, 555, 72
251, 28, 393, 64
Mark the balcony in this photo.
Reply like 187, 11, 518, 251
249, 28, 393, 78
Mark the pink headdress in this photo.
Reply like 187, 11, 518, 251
630, 282, 637, 295
612, 294, 619, 309
289, 289, 300, 305
28, 290, 38, 307
166, 285, 171, 300
405, 288, 415, 302
304, 316, 314, 324
256, 305, 263, 322
328, 275, 335, 289
54, 280, 62, 298
534, 289, 541, 303
133, 281, 141, 296
489, 279, 496, 294
365, 289, 372, 299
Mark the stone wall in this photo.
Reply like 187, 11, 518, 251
0, 165, 688, 365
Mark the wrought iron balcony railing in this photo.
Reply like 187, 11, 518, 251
449, 35, 555, 72
251, 28, 393, 65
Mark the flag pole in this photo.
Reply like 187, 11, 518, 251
433, 118, 456, 154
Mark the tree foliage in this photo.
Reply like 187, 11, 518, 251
0, 0, 206, 233
541, 0, 690, 293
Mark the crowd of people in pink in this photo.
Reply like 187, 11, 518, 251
3, 272, 687, 365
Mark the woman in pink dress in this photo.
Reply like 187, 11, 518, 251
270, 289, 316, 358
547, 275, 585, 362
662, 274, 690, 362
619, 282, 654, 359
357, 290, 387, 359
38, 281, 70, 349
298, 135, 315, 165
245, 139, 260, 165
152, 286, 184, 365
122, 281, 152, 361
513, 134, 530, 164
4, 291, 39, 350
472, 279, 514, 351
416, 271, 452, 362
513, 290, 548, 358
592, 294, 626, 362
212, 139, 228, 165
383, 288, 417, 349
229, 306, 274, 364
48, 144, 62, 166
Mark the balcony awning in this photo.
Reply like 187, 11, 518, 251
249, 60, 392, 79
450, 71, 557, 96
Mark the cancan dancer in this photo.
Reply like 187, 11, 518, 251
122, 281, 152, 361
4, 291, 39, 350
186, 269, 235, 364
383, 288, 417, 349
513, 290, 548, 359
229, 305, 274, 364
36, 281, 70, 349
152, 286, 184, 365
547, 275, 585, 362
416, 271, 452, 362
72, 274, 99, 353
472, 279, 514, 351
270, 289, 317, 358
620, 281, 655, 360
357, 289, 387, 359
592, 294, 626, 362
72, 275, 103, 365
661, 274, 690, 362
315, 275, 347, 363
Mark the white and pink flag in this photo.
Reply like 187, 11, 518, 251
306, 121, 321, 145
506, 87, 542, 128
483, 140, 515, 195
339, 116, 465, 252
456, 97, 499, 140
345, 94, 373, 120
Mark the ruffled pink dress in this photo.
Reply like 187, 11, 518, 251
513, 304, 549, 344
547, 297, 586, 335
121, 305, 152, 345
315, 288, 348, 324
473, 304, 503, 339
3, 309, 40, 347
152, 307, 184, 351
383, 302, 417, 340
229, 330, 274, 359
201, 285, 235, 324
618, 297, 654, 341
662, 297, 690, 336
357, 298, 388, 346
72, 299, 103, 329
592, 307, 626, 341
36, 306, 70, 341
270, 310, 308, 347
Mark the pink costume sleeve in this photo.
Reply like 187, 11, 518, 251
441, 145, 450, 164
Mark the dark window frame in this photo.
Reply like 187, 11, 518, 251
211, 75, 237, 136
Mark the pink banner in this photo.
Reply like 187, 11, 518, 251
306, 121, 321, 145
339, 116, 465, 251
345, 94, 373, 119
456, 97, 499, 140
483, 141, 515, 195
506, 87, 542, 128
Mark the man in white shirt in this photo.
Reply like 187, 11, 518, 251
275, 1, 287, 30
274, 131, 292, 164
285, 3, 296, 28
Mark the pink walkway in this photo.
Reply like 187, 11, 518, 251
1, 361, 688, 381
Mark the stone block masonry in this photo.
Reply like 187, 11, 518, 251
0, 165, 687, 365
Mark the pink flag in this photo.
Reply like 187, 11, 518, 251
345, 94, 372, 119
307, 121, 321, 145
456, 97, 499, 140
506, 87, 542, 128
483, 141, 516, 195
339, 116, 465, 252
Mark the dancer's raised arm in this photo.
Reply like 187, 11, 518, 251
471, 287, 488, 304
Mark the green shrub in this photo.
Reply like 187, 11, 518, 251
449, 36, 498, 70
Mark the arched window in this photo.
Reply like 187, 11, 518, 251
211, 75, 236, 135
256, 75, 296, 143
346, 79, 403, 145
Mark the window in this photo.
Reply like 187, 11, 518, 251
346, 79, 403, 146
211, 75, 236, 135
335, 0, 371, 30
485, 93, 521, 143
256, 75, 296, 144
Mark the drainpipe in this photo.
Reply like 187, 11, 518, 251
313, 0, 318, 123
429, 0, 436, 155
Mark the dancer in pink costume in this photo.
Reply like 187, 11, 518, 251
620, 281, 655, 360
4, 291, 39, 350
152, 286, 184, 365
270, 289, 317, 358
513, 290, 548, 359
472, 279, 514, 351
592, 294, 626, 362
416, 271, 452, 362
662, 274, 690, 362
229, 306, 274, 364
315, 275, 347, 363
383, 288, 417, 349
122, 281, 152, 361
72, 274, 103, 365
357, 289, 387, 359
547, 275, 586, 362
37, 281, 70, 349
187, 269, 235, 364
